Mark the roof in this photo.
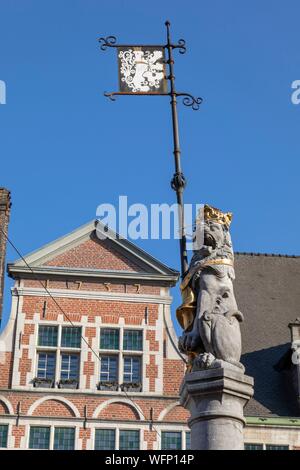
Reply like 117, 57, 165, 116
7, 220, 179, 285
234, 253, 300, 417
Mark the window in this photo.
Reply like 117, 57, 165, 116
29, 426, 75, 450
60, 354, 79, 380
100, 355, 118, 382
37, 352, 56, 379
38, 326, 58, 347
186, 431, 191, 450
245, 443, 289, 451
100, 328, 119, 350
119, 430, 140, 450
95, 429, 116, 450
123, 356, 141, 383
244, 443, 264, 450
123, 330, 142, 351
94, 428, 140, 450
35, 324, 81, 389
61, 327, 81, 348
98, 327, 143, 392
0, 425, 8, 448
161, 431, 182, 450
54, 427, 75, 450
266, 445, 289, 451
29, 426, 50, 449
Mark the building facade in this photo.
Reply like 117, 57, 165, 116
0, 214, 300, 450
0, 220, 191, 450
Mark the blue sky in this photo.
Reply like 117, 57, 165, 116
0, 1, 299, 332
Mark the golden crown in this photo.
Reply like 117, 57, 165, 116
196, 204, 233, 228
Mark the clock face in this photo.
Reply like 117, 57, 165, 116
118, 46, 167, 93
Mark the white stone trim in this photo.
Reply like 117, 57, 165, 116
90, 422, 147, 450
11, 310, 25, 388
0, 291, 20, 351
0, 396, 14, 414
0, 420, 15, 449
22, 419, 81, 450
92, 398, 143, 420
12, 222, 96, 267
163, 303, 185, 360
155, 304, 164, 394
158, 401, 181, 421
13, 287, 173, 305
155, 424, 190, 450
0, 415, 192, 450
10, 219, 179, 280
27, 395, 80, 418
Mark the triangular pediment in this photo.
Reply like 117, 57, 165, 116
8, 220, 179, 283
42, 232, 144, 272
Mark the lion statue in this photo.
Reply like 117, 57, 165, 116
177, 205, 244, 371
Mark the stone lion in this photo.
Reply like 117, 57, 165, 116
177, 205, 244, 371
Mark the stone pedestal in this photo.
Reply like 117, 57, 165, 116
179, 363, 254, 450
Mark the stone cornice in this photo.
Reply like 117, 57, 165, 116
12, 286, 173, 305
8, 265, 178, 285
245, 416, 300, 427
0, 387, 180, 400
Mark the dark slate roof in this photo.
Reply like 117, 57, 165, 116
234, 253, 300, 417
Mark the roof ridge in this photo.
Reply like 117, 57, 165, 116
235, 252, 300, 258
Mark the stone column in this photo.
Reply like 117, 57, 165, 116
180, 363, 254, 450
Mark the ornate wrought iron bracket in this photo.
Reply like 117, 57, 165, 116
171, 39, 186, 54
98, 36, 117, 50
177, 93, 203, 111
103, 91, 202, 111
98, 36, 186, 54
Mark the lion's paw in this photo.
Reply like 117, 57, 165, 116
192, 352, 216, 371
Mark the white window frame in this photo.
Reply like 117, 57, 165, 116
244, 442, 290, 450
98, 326, 143, 391
27, 424, 77, 450
0, 422, 10, 449
93, 427, 141, 450
60, 352, 80, 380
36, 351, 56, 379
123, 355, 142, 383
99, 355, 119, 383
35, 324, 81, 388
159, 429, 191, 450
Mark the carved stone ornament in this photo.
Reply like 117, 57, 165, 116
177, 204, 244, 372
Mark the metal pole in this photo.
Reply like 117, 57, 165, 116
165, 20, 188, 278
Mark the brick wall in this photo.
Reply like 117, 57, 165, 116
98, 402, 140, 420
0, 188, 11, 323
21, 297, 159, 325
163, 359, 185, 395
32, 399, 75, 417
0, 390, 189, 450
23, 278, 160, 295
0, 352, 13, 388
164, 405, 190, 422
0, 400, 9, 414
44, 236, 142, 272
11, 425, 25, 448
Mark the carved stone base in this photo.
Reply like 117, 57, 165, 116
179, 363, 254, 450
